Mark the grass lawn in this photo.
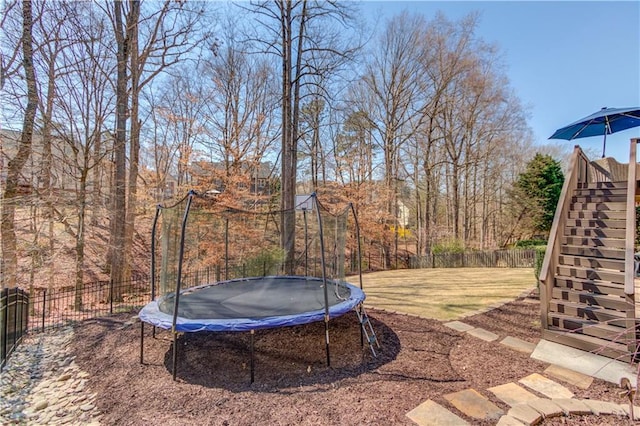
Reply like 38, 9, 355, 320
351, 267, 536, 321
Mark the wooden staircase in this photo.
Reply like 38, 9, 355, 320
543, 181, 635, 360
539, 142, 639, 362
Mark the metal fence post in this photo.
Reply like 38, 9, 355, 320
11, 289, 17, 360
24, 290, 29, 337
1, 288, 7, 370
41, 289, 46, 331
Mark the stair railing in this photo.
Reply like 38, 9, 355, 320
539, 145, 590, 329
623, 138, 638, 356
624, 139, 638, 296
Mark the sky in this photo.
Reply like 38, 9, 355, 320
366, 1, 640, 162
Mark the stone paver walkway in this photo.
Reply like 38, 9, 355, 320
407, 317, 637, 425
406, 400, 470, 426
443, 389, 503, 421
518, 373, 574, 399
543, 364, 592, 390
488, 383, 538, 406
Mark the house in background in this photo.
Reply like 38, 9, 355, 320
189, 160, 277, 196
0, 129, 83, 196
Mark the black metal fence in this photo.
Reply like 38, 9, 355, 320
0, 250, 536, 369
26, 274, 150, 334
410, 249, 536, 269
1, 288, 30, 371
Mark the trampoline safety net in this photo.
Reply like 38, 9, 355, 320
147, 191, 364, 328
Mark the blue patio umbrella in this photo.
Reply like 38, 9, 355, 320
549, 107, 640, 157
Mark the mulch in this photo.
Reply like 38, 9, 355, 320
70, 296, 628, 425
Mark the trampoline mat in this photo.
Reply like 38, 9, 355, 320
139, 276, 365, 332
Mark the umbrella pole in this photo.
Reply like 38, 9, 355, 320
602, 132, 607, 158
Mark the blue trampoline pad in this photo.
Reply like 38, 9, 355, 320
138, 276, 365, 332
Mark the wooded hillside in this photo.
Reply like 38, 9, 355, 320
1, 1, 551, 291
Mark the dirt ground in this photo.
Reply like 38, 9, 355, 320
71, 295, 631, 425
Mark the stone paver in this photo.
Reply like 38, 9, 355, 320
527, 398, 564, 418
443, 321, 475, 332
551, 398, 592, 415
531, 339, 636, 386
581, 399, 627, 416
488, 383, 538, 407
405, 399, 470, 426
500, 336, 536, 354
466, 327, 499, 342
496, 415, 526, 425
518, 373, 574, 399
443, 388, 503, 421
507, 404, 543, 426
543, 364, 593, 389
619, 404, 640, 419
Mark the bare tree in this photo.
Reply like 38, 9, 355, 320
357, 11, 428, 266
102, 0, 210, 293
245, 0, 359, 272
47, 2, 114, 309
1, 0, 38, 289
200, 24, 279, 200
143, 73, 207, 195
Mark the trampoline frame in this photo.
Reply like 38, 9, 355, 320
139, 192, 369, 382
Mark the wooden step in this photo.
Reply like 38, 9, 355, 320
549, 300, 630, 325
561, 236, 626, 249
577, 181, 627, 190
572, 194, 628, 203
574, 187, 628, 197
569, 202, 626, 212
565, 217, 626, 227
551, 287, 632, 311
542, 329, 631, 361
560, 245, 625, 260
564, 227, 626, 239
556, 265, 625, 284
557, 255, 625, 271
548, 312, 632, 339
554, 276, 625, 296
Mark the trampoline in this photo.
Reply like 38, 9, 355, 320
138, 191, 378, 382
139, 276, 365, 332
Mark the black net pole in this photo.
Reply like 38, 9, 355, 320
150, 206, 161, 302
313, 193, 331, 367
149, 206, 161, 341
350, 203, 366, 349
225, 217, 229, 280
303, 209, 308, 276
171, 191, 195, 381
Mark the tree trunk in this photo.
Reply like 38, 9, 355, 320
124, 0, 141, 290
74, 170, 88, 311
1, 0, 38, 289
280, 0, 306, 275
41, 46, 56, 292
108, 0, 128, 300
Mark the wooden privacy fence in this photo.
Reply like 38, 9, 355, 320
410, 249, 536, 269
1, 288, 29, 371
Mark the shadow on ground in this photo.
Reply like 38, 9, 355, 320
159, 314, 400, 392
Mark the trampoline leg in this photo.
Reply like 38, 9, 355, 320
140, 322, 144, 364
250, 329, 255, 384
358, 307, 364, 348
325, 315, 331, 367
172, 332, 178, 381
